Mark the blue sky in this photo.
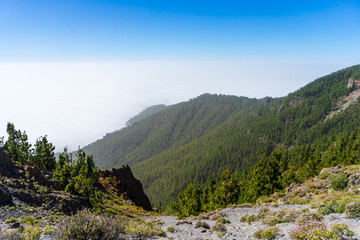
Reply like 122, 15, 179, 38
1, 0, 359, 61
0, 1, 359, 150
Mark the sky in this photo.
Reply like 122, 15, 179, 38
0, 0, 359, 151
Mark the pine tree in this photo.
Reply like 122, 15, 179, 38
33, 136, 56, 170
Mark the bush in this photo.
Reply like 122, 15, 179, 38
167, 227, 175, 232
23, 227, 42, 240
330, 173, 349, 191
240, 214, 257, 223
296, 211, 323, 224
290, 220, 327, 239
195, 221, 210, 229
209, 213, 222, 220
175, 220, 192, 225
57, 209, 164, 239
212, 222, 226, 232
254, 227, 279, 239
4, 217, 19, 224
331, 223, 355, 239
318, 199, 348, 215
216, 217, 231, 224
345, 201, 360, 218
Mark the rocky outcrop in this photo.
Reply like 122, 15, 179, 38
0, 186, 11, 204
99, 165, 152, 211
0, 147, 87, 214
0, 148, 19, 177
347, 78, 355, 88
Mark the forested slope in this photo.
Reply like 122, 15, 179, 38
83, 94, 267, 169
84, 65, 360, 207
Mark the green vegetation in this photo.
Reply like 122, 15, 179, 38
1, 123, 56, 171
82, 65, 360, 207
56, 210, 165, 240
254, 227, 280, 240
329, 173, 349, 190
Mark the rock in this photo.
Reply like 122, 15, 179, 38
348, 172, 360, 187
347, 79, 355, 88
99, 165, 152, 211
10, 222, 20, 229
0, 186, 11, 205
0, 148, 17, 177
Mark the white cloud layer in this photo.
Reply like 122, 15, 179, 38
0, 61, 349, 151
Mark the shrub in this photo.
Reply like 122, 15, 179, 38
319, 170, 329, 179
290, 220, 327, 239
307, 230, 336, 239
254, 227, 279, 239
0, 229, 23, 240
216, 218, 231, 224
240, 214, 257, 223
330, 173, 349, 191
57, 209, 164, 239
345, 201, 360, 218
4, 218, 19, 224
195, 221, 210, 229
175, 220, 192, 225
23, 227, 42, 240
296, 211, 323, 224
167, 227, 175, 232
318, 199, 348, 215
21, 216, 41, 227
257, 207, 271, 218
212, 222, 226, 232
209, 213, 222, 220
332, 223, 355, 238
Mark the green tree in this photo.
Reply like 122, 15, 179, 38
53, 147, 73, 188
3, 122, 32, 164
65, 149, 99, 198
33, 136, 56, 170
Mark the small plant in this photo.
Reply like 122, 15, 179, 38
4, 217, 19, 224
209, 213, 222, 220
319, 170, 329, 179
330, 173, 349, 191
195, 221, 210, 229
290, 220, 327, 239
240, 214, 257, 224
296, 211, 323, 224
345, 201, 360, 218
216, 218, 231, 224
176, 220, 192, 225
254, 227, 279, 239
167, 227, 175, 232
23, 227, 42, 240
331, 223, 355, 239
257, 207, 271, 218
21, 216, 41, 227
212, 221, 226, 233
57, 209, 164, 239
42, 227, 56, 236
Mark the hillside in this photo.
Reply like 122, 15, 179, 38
0, 146, 165, 239
126, 104, 168, 126
84, 65, 360, 207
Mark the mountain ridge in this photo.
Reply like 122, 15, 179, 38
83, 65, 360, 207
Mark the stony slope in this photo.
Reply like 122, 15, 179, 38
152, 164, 360, 239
